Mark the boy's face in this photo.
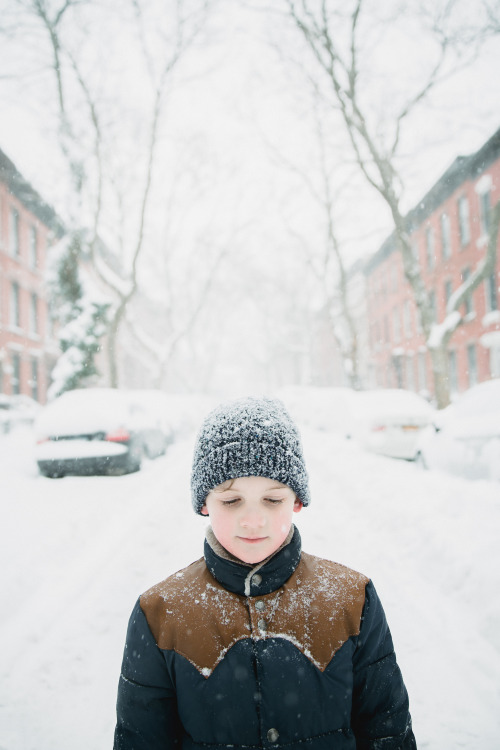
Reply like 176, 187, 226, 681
201, 476, 302, 564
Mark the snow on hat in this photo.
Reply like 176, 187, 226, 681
191, 396, 311, 514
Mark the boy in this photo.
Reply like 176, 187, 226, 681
114, 397, 416, 750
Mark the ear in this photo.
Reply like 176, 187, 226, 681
200, 505, 209, 516
293, 499, 303, 513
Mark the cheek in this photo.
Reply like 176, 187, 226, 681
210, 511, 234, 539
273, 506, 295, 537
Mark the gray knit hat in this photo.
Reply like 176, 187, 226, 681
191, 396, 310, 514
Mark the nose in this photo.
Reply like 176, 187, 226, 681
239, 506, 265, 529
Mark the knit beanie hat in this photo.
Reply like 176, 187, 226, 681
191, 396, 311, 514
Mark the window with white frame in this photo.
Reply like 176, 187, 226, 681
30, 292, 39, 335
425, 226, 435, 269
467, 343, 478, 387
31, 357, 39, 401
444, 279, 453, 309
440, 212, 451, 259
448, 350, 458, 393
457, 195, 470, 247
29, 225, 38, 268
10, 281, 20, 327
461, 267, 473, 315
429, 290, 437, 322
11, 352, 21, 395
9, 208, 20, 257
479, 189, 491, 237
484, 273, 498, 312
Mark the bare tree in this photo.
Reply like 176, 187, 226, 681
283, 0, 499, 407
4, 0, 213, 387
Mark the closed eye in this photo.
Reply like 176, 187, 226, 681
221, 498, 241, 506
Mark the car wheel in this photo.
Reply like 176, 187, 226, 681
414, 452, 427, 470
40, 469, 64, 479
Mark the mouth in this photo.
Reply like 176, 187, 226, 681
238, 537, 267, 544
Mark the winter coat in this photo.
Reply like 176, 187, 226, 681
114, 527, 416, 750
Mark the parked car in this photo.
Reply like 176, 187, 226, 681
34, 388, 171, 478
127, 389, 174, 458
415, 379, 500, 481
0, 394, 41, 433
347, 389, 435, 460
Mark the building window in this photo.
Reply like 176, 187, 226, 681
29, 226, 38, 268
30, 292, 39, 335
448, 350, 458, 394
429, 290, 437, 322
440, 212, 451, 259
458, 196, 470, 247
479, 189, 491, 237
461, 268, 473, 315
11, 282, 21, 328
31, 357, 39, 401
467, 343, 478, 387
444, 279, 453, 310
425, 226, 435, 270
393, 307, 401, 343
384, 316, 390, 343
9, 208, 20, 257
11, 352, 21, 395
403, 300, 412, 339
418, 352, 427, 391
485, 273, 498, 312
406, 355, 415, 391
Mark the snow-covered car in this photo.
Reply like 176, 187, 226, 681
415, 379, 500, 481
0, 394, 41, 433
347, 388, 435, 460
34, 388, 170, 478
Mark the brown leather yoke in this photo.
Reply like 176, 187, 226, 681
141, 552, 368, 677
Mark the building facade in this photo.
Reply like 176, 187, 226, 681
365, 127, 500, 399
0, 149, 63, 403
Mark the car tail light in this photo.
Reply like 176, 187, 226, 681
371, 424, 387, 432
36, 437, 49, 444
105, 428, 131, 443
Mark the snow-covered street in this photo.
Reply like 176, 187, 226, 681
1, 415, 499, 750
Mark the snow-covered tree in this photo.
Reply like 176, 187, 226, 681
47, 232, 110, 399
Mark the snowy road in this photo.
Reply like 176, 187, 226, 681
1, 423, 499, 750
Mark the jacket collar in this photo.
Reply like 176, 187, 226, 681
204, 525, 302, 597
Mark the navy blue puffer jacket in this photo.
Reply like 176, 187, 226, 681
114, 527, 416, 750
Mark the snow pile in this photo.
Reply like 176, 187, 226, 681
0, 402, 499, 749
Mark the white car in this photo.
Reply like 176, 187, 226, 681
415, 379, 500, 481
348, 389, 435, 460
34, 388, 171, 478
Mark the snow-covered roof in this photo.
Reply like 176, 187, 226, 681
0, 147, 64, 235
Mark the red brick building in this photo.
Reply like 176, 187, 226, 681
365, 127, 500, 399
0, 149, 63, 403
